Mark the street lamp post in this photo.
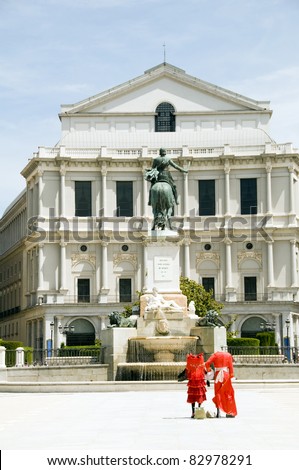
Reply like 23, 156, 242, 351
47, 321, 55, 358
260, 321, 276, 332
50, 321, 54, 346
285, 319, 290, 362
58, 324, 75, 346
58, 324, 75, 335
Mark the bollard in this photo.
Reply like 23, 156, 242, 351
15, 347, 25, 367
0, 346, 6, 368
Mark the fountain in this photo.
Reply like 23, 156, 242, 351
116, 336, 198, 381
102, 286, 227, 381
101, 230, 227, 381
114, 290, 200, 380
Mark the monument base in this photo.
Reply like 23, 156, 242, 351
191, 326, 227, 356
143, 233, 181, 293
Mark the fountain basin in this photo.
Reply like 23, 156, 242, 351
128, 336, 198, 363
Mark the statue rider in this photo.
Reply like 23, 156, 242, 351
145, 148, 188, 206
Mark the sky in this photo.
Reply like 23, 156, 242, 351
1, 0, 299, 215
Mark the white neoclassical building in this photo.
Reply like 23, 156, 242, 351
1, 62, 299, 350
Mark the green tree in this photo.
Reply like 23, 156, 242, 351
180, 276, 223, 317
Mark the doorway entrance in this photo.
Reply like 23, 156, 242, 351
66, 319, 95, 346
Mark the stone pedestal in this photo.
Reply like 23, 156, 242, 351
144, 231, 181, 293
101, 328, 137, 380
141, 232, 187, 315
15, 347, 25, 367
0, 346, 7, 382
0, 346, 6, 369
190, 326, 227, 357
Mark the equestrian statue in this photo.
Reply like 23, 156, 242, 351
144, 148, 188, 230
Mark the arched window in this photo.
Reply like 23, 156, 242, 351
155, 102, 175, 132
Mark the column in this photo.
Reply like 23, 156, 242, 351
60, 168, 66, 216
101, 242, 108, 290
37, 244, 44, 291
26, 251, 31, 294
37, 169, 43, 216
224, 166, 230, 215
56, 315, 64, 349
266, 164, 272, 214
294, 316, 299, 351
142, 167, 148, 216
290, 240, 297, 286
98, 241, 109, 303
224, 238, 232, 287
27, 181, 32, 219
267, 241, 274, 286
289, 166, 295, 214
184, 242, 190, 278
30, 321, 36, 348
142, 243, 148, 291
183, 172, 189, 216
33, 320, 38, 349
60, 242, 67, 290
101, 167, 107, 216
141, 146, 149, 216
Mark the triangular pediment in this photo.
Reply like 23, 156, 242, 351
60, 63, 270, 117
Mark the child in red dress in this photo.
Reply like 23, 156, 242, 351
186, 353, 207, 418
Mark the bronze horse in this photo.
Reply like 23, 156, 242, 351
145, 148, 188, 231
150, 181, 175, 230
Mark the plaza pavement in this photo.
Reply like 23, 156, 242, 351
0, 384, 298, 451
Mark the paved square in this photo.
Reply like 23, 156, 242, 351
0, 386, 298, 450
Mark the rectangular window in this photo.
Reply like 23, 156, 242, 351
244, 276, 257, 301
198, 180, 215, 215
240, 178, 257, 214
75, 181, 92, 216
202, 277, 215, 297
119, 278, 132, 303
116, 181, 133, 217
77, 278, 90, 303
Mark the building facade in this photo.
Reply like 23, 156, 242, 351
1, 62, 299, 350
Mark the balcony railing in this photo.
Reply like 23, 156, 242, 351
25, 294, 140, 307
34, 142, 296, 161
